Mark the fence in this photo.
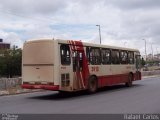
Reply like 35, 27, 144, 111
0, 78, 22, 90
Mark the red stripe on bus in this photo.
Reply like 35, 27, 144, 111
22, 84, 59, 91
68, 40, 90, 89
73, 40, 90, 89
97, 72, 141, 87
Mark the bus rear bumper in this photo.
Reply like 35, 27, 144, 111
22, 84, 59, 91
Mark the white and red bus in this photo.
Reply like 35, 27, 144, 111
22, 39, 141, 93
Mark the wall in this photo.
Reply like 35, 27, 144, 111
0, 78, 21, 90
142, 70, 160, 76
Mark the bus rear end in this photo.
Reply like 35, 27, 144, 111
22, 40, 59, 91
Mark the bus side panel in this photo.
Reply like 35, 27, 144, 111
98, 74, 129, 87
89, 64, 136, 88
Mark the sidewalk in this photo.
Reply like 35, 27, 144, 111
142, 75, 160, 79
142, 70, 160, 79
0, 87, 43, 96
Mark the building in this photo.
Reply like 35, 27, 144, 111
0, 39, 10, 49
154, 54, 160, 61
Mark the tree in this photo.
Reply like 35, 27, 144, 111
0, 46, 22, 78
141, 57, 146, 67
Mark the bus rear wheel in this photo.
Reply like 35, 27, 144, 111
125, 74, 133, 87
88, 76, 98, 93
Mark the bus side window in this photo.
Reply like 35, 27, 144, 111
90, 48, 101, 65
102, 49, 111, 64
120, 51, 128, 64
128, 52, 134, 64
111, 50, 120, 64
60, 44, 71, 65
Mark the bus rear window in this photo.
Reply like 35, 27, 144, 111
60, 44, 71, 65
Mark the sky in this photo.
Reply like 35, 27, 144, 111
0, 0, 160, 55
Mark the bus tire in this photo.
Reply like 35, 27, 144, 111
125, 74, 133, 87
88, 76, 98, 93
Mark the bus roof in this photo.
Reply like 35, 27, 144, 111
57, 39, 139, 52
25, 38, 140, 52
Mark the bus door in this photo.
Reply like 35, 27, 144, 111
135, 55, 141, 80
72, 50, 86, 90
136, 55, 141, 71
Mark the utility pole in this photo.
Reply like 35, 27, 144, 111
156, 47, 159, 55
142, 39, 147, 61
96, 25, 102, 44
151, 43, 154, 61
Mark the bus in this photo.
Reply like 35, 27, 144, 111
22, 39, 141, 93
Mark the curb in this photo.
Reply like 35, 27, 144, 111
0, 89, 45, 96
142, 75, 160, 79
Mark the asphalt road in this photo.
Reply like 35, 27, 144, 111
0, 76, 160, 114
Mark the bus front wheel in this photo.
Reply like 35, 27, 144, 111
88, 76, 98, 93
125, 74, 133, 87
